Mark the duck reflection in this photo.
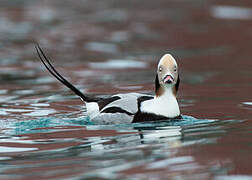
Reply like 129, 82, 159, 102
86, 123, 183, 151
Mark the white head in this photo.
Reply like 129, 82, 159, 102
155, 54, 180, 97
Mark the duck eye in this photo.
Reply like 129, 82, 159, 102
159, 67, 162, 72
174, 67, 177, 72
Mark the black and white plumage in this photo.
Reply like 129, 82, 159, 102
35, 45, 181, 124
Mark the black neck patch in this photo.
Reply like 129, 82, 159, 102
155, 74, 160, 94
175, 75, 180, 92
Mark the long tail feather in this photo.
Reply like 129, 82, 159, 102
35, 44, 99, 102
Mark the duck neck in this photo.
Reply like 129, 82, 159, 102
155, 86, 176, 100
155, 74, 178, 98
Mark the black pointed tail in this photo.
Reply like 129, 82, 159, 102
35, 44, 99, 103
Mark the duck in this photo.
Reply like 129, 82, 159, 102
35, 44, 181, 124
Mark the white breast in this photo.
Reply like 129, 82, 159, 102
140, 89, 180, 118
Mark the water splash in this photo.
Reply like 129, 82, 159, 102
4, 115, 215, 136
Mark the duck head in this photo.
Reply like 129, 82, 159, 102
155, 54, 180, 97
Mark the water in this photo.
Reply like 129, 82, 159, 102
0, 0, 252, 179
0, 116, 230, 179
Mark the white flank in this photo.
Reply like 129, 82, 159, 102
86, 102, 100, 119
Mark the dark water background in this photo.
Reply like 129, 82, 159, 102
0, 0, 252, 179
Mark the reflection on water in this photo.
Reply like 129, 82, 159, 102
0, 115, 232, 179
85, 42, 120, 54
89, 59, 147, 69
211, 6, 252, 20
0, 0, 252, 179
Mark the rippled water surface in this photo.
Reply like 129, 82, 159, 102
0, 0, 252, 179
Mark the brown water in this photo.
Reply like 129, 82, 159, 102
0, 0, 251, 179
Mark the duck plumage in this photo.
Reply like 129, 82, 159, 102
35, 45, 181, 124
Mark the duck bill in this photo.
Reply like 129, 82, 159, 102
163, 74, 174, 84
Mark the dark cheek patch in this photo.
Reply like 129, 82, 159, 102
172, 75, 180, 96
155, 74, 165, 97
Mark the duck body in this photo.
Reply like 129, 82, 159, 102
35, 45, 182, 124
88, 90, 180, 124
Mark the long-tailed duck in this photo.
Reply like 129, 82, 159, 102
35, 45, 181, 124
